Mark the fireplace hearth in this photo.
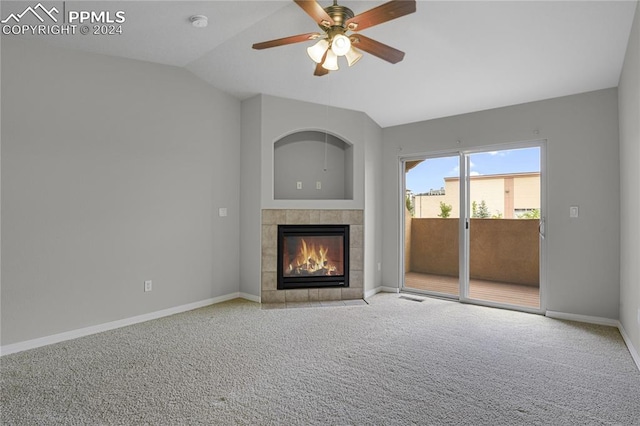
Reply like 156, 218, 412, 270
277, 224, 349, 290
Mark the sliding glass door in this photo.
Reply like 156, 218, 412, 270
402, 142, 545, 313
463, 146, 542, 310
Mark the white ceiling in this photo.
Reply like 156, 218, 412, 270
8, 0, 637, 127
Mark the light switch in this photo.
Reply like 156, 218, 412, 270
569, 206, 579, 218
219, 208, 227, 217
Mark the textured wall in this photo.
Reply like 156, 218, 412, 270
409, 218, 539, 286
469, 219, 539, 286
410, 219, 459, 277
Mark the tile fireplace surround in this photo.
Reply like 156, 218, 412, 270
261, 209, 364, 303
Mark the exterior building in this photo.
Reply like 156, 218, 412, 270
412, 172, 540, 219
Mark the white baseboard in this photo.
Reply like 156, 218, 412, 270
240, 292, 261, 303
545, 310, 619, 327
364, 287, 381, 299
1, 292, 246, 356
364, 286, 399, 299
618, 323, 640, 371
546, 310, 640, 373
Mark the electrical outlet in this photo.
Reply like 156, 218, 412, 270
296, 181, 302, 190
144, 280, 152, 292
316, 181, 322, 190
637, 308, 640, 325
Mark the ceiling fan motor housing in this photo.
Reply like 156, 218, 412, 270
322, 4, 354, 29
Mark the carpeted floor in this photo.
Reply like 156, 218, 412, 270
1, 293, 639, 425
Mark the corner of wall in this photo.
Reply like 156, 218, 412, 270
239, 96, 264, 297
617, 0, 640, 362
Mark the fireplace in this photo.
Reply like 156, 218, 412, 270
277, 224, 349, 290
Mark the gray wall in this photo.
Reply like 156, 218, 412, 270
1, 39, 241, 345
363, 115, 384, 294
618, 2, 640, 354
274, 131, 350, 200
239, 95, 262, 297
260, 95, 366, 211
382, 88, 621, 319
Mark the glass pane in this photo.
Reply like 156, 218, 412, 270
404, 156, 460, 297
467, 147, 541, 308
283, 235, 345, 277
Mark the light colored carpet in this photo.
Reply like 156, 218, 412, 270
1, 293, 639, 425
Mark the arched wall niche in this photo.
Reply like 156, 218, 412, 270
273, 130, 354, 200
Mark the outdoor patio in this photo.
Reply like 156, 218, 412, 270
404, 272, 540, 309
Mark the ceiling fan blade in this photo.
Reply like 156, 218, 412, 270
294, 0, 335, 27
314, 63, 329, 76
351, 34, 405, 64
252, 32, 320, 50
346, 0, 416, 32
313, 49, 329, 76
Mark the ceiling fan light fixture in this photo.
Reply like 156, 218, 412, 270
322, 49, 339, 71
307, 39, 329, 64
331, 33, 351, 56
345, 47, 363, 67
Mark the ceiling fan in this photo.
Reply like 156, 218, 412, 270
252, 0, 417, 76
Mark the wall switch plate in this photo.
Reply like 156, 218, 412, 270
218, 208, 227, 217
296, 182, 302, 190
144, 280, 152, 292
316, 181, 321, 190
569, 206, 579, 218
637, 308, 640, 325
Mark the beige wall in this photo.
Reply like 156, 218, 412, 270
408, 218, 539, 286
405, 207, 412, 273
467, 177, 506, 217
513, 175, 541, 212
413, 173, 540, 219
409, 219, 459, 277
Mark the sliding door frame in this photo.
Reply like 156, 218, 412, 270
399, 139, 547, 314
399, 150, 463, 299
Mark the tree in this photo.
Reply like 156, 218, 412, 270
472, 200, 490, 218
438, 201, 452, 218
405, 194, 414, 216
518, 208, 540, 219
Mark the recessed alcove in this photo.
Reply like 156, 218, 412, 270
273, 131, 353, 200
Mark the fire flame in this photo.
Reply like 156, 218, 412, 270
287, 238, 338, 276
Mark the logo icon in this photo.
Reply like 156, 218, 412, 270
1, 3, 59, 24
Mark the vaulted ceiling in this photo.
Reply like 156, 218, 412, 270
8, 0, 637, 127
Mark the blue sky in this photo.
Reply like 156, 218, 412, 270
406, 147, 540, 195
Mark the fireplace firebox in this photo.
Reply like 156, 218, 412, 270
277, 224, 349, 290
